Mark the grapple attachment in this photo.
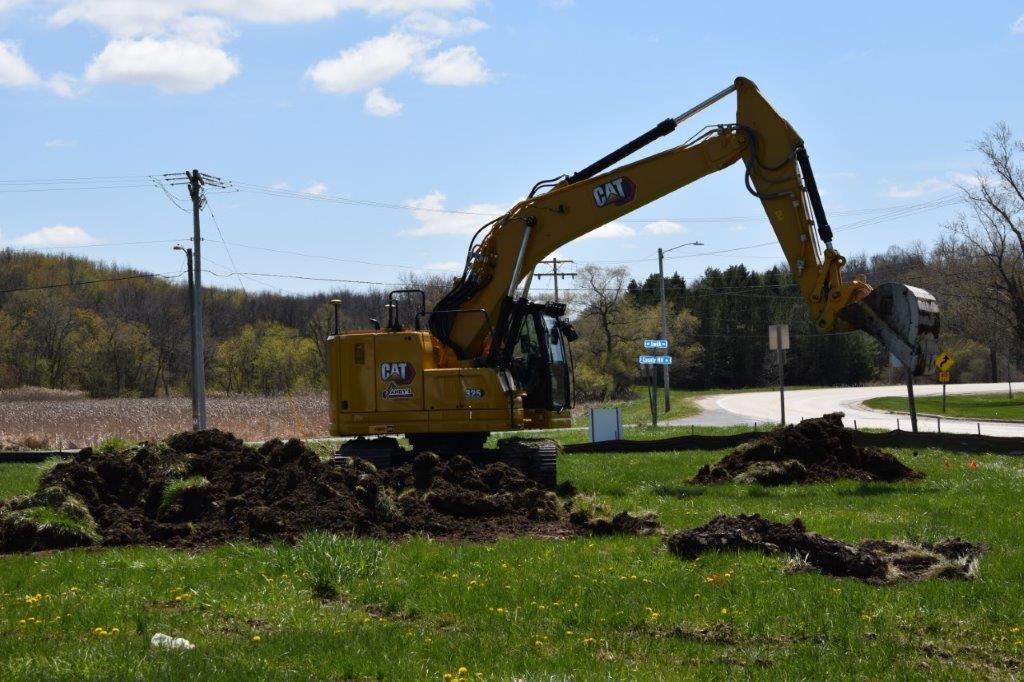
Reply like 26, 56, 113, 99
841, 283, 940, 376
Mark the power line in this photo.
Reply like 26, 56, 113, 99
3, 239, 190, 251
0, 270, 183, 294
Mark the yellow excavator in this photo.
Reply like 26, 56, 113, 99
327, 77, 940, 484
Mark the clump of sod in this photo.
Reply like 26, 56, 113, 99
158, 476, 210, 518
0, 486, 100, 551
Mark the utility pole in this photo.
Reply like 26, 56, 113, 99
174, 245, 200, 430
164, 170, 230, 430
657, 240, 703, 412
534, 258, 575, 302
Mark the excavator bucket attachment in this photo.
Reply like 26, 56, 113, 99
841, 283, 940, 376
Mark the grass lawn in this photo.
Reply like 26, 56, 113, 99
864, 392, 1024, 422
574, 386, 815, 428
2, 440, 1022, 679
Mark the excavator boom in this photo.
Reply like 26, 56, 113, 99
431, 77, 939, 375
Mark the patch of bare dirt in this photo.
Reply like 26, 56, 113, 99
691, 413, 923, 485
1, 429, 653, 552
666, 514, 983, 584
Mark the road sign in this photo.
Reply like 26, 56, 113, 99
768, 324, 790, 350
938, 370, 951, 383
644, 339, 669, 349
935, 352, 955, 372
639, 355, 673, 365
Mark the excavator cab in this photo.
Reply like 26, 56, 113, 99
505, 302, 575, 428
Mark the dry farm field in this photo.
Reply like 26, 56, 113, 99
0, 389, 329, 449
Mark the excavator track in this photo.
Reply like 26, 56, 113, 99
334, 435, 558, 489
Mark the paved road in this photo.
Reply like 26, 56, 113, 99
667, 382, 1024, 437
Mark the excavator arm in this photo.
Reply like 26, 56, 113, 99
431, 77, 939, 375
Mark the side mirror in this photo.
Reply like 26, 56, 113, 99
369, 318, 381, 330
557, 320, 579, 342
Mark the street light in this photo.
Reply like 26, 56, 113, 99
657, 240, 704, 412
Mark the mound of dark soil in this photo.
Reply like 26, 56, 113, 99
1, 429, 614, 553
667, 514, 982, 583
691, 413, 923, 485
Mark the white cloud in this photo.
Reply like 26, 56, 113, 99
364, 87, 402, 116
643, 220, 684, 235
413, 44, 489, 85
45, 138, 78, 148
882, 179, 947, 199
48, 1, 481, 94
301, 181, 328, 196
400, 10, 487, 36
307, 32, 434, 93
0, 41, 77, 97
1013, 16, 1024, 34
882, 171, 986, 199
403, 190, 505, 236
578, 221, 636, 240
12, 225, 98, 247
0, 41, 42, 87
85, 37, 239, 93
47, 72, 78, 97
423, 260, 461, 272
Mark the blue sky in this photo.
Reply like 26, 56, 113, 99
1, 1, 1023, 295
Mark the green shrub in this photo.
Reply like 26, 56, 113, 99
95, 437, 136, 455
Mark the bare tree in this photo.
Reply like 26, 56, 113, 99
946, 123, 1024, 363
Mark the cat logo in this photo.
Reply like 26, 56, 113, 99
592, 176, 636, 208
380, 361, 416, 400
380, 362, 416, 385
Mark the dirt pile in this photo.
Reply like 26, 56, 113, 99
691, 413, 923, 485
667, 514, 982, 583
0, 429, 623, 553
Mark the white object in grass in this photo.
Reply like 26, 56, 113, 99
151, 633, 195, 650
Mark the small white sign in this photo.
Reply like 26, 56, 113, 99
644, 339, 669, 349
589, 407, 623, 442
639, 355, 673, 365
768, 324, 790, 350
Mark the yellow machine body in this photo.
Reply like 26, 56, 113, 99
328, 330, 570, 438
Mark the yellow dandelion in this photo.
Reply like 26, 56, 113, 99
457, 667, 468, 674
252, 635, 261, 641
721, 608, 728, 615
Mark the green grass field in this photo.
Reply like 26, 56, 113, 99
864, 392, 1024, 422
2, 440, 1022, 679
574, 386, 814, 428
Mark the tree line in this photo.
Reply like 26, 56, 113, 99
1, 124, 1021, 400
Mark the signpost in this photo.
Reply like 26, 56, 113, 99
639, 354, 673, 426
768, 324, 790, 425
935, 352, 955, 413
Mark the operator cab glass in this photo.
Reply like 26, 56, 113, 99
510, 311, 573, 412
